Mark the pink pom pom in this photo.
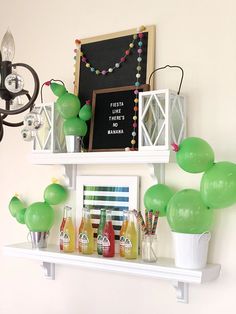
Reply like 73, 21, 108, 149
120, 57, 126, 62
171, 143, 179, 152
82, 57, 87, 62
138, 33, 144, 38
133, 122, 137, 128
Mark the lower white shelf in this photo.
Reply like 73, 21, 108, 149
3, 243, 220, 304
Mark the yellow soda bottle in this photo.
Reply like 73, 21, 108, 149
119, 210, 128, 257
63, 206, 75, 253
124, 210, 138, 259
77, 208, 85, 252
81, 208, 94, 254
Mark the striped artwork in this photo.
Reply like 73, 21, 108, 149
76, 176, 139, 248
84, 185, 130, 240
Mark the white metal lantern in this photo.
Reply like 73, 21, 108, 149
31, 102, 66, 153
138, 89, 186, 151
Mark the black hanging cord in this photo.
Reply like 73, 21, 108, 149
40, 79, 65, 103
148, 65, 184, 95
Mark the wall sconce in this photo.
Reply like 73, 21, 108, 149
0, 29, 39, 142
138, 65, 186, 151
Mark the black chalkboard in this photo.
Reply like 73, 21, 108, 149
74, 26, 155, 104
89, 85, 149, 151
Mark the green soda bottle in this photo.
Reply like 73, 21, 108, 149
97, 209, 106, 255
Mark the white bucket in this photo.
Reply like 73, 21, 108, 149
172, 231, 211, 269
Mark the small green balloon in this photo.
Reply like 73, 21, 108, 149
166, 189, 214, 234
15, 208, 26, 224
79, 104, 92, 121
200, 161, 236, 209
25, 202, 54, 232
9, 196, 25, 217
176, 137, 214, 173
44, 183, 68, 205
144, 184, 175, 216
63, 117, 87, 136
50, 82, 67, 97
56, 93, 81, 119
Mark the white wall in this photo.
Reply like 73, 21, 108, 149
0, 0, 236, 313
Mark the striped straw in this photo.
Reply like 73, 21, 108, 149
137, 211, 148, 234
147, 210, 153, 235
151, 211, 159, 235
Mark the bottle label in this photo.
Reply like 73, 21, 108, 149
102, 236, 110, 247
97, 234, 103, 247
80, 233, 89, 247
120, 235, 126, 246
60, 230, 64, 241
125, 238, 132, 248
63, 232, 70, 247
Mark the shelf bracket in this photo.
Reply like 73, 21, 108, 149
62, 164, 77, 190
172, 281, 189, 303
147, 163, 165, 183
41, 262, 55, 280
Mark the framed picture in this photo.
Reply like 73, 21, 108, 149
76, 175, 139, 253
74, 25, 155, 104
89, 84, 149, 151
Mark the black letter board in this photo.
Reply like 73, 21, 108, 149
89, 85, 149, 151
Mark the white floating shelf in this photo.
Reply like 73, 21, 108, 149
29, 150, 170, 165
3, 243, 220, 303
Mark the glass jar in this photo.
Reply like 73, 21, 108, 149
141, 234, 158, 263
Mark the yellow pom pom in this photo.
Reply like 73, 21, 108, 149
51, 177, 59, 184
138, 25, 146, 32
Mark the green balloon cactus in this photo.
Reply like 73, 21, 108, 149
8, 180, 68, 232
50, 82, 92, 138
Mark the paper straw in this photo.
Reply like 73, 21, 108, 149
151, 211, 159, 235
137, 211, 148, 234
145, 209, 148, 231
147, 211, 153, 235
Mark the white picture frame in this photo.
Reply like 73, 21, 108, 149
76, 175, 139, 253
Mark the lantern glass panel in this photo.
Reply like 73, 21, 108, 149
142, 94, 166, 146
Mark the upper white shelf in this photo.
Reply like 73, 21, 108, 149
3, 243, 220, 303
29, 150, 170, 165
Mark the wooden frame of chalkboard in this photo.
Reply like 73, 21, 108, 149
89, 84, 149, 152
74, 25, 155, 103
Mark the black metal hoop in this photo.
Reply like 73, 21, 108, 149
148, 64, 184, 95
0, 62, 39, 115
2, 94, 32, 127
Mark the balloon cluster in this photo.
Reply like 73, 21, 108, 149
8, 181, 68, 232
50, 82, 92, 137
144, 137, 236, 234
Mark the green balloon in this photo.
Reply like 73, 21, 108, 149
56, 93, 81, 119
50, 82, 67, 97
166, 189, 214, 234
176, 137, 214, 173
63, 117, 87, 136
9, 196, 25, 217
15, 208, 26, 224
200, 161, 236, 209
79, 104, 92, 121
25, 202, 54, 232
144, 184, 175, 216
44, 183, 68, 205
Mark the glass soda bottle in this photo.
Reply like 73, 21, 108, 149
77, 208, 85, 252
81, 208, 94, 254
59, 207, 67, 251
124, 210, 138, 259
97, 209, 106, 255
119, 210, 128, 257
102, 209, 115, 257
63, 206, 75, 253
